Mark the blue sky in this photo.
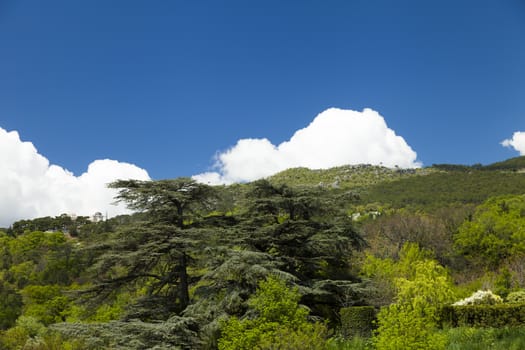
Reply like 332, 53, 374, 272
1, 0, 525, 182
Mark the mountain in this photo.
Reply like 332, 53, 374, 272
483, 156, 525, 171
267, 157, 525, 211
268, 164, 430, 189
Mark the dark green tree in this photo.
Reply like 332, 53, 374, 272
84, 178, 218, 317
240, 180, 367, 322
0, 280, 23, 330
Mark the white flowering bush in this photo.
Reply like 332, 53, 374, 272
452, 290, 503, 306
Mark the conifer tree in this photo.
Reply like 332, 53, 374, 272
84, 178, 217, 316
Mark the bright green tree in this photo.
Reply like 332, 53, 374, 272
361, 242, 435, 306
455, 194, 525, 268
218, 275, 329, 350
21, 285, 71, 325
363, 243, 456, 350
373, 258, 455, 350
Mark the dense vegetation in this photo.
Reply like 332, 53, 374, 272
1, 157, 525, 349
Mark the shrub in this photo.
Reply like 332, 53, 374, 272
440, 304, 525, 328
218, 276, 330, 350
339, 306, 376, 338
453, 290, 503, 306
373, 256, 455, 350
0, 316, 45, 349
506, 290, 525, 304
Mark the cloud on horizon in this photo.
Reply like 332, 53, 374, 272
193, 108, 421, 185
501, 131, 525, 155
0, 127, 150, 227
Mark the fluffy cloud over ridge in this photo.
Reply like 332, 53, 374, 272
501, 131, 525, 155
194, 108, 421, 185
0, 127, 150, 227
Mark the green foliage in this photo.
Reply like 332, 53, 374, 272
241, 180, 367, 324
109, 177, 216, 228
72, 178, 367, 347
506, 290, 525, 304
82, 178, 221, 317
483, 155, 525, 171
367, 244, 456, 350
248, 276, 307, 325
0, 228, 90, 347
454, 195, 525, 268
0, 316, 46, 349
70, 291, 133, 322
440, 304, 525, 328
432, 164, 482, 172
375, 304, 448, 350
444, 326, 525, 350
11, 214, 90, 236
0, 280, 23, 330
493, 268, 513, 297
52, 317, 201, 349
3, 230, 80, 287
326, 335, 371, 350
364, 170, 525, 211
21, 285, 71, 325
268, 164, 423, 189
339, 306, 376, 339
218, 276, 329, 350
5, 162, 525, 350
0, 316, 84, 350
361, 242, 435, 306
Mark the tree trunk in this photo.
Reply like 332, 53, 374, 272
177, 204, 184, 229
178, 252, 190, 310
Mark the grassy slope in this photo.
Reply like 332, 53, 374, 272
363, 170, 525, 210
266, 157, 525, 212
268, 164, 432, 189
483, 155, 525, 171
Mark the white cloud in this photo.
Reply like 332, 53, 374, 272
501, 131, 525, 155
193, 108, 421, 185
0, 127, 150, 227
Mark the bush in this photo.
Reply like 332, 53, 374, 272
218, 276, 330, 350
339, 306, 376, 338
453, 290, 503, 306
372, 255, 455, 350
440, 304, 525, 328
506, 290, 525, 304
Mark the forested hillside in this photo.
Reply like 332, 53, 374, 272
1, 158, 525, 349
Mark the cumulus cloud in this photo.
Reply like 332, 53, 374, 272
501, 131, 525, 155
193, 108, 421, 185
0, 127, 150, 227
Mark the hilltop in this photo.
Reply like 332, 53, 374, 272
266, 157, 525, 211
268, 164, 431, 189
